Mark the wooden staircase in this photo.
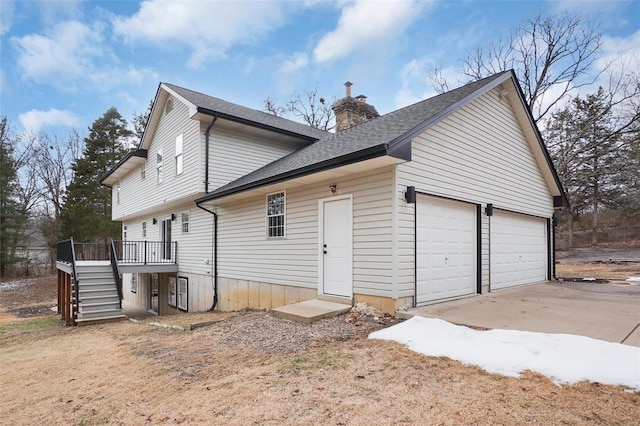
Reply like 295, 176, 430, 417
74, 263, 126, 324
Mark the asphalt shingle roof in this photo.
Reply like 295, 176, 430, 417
197, 71, 512, 201
163, 83, 329, 141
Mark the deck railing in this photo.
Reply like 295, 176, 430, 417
58, 240, 177, 264
113, 240, 177, 264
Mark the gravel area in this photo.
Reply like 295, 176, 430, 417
216, 310, 401, 354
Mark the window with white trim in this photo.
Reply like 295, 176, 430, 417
123, 225, 127, 240
175, 134, 183, 175
168, 276, 177, 307
131, 273, 137, 293
140, 162, 146, 180
177, 277, 188, 311
165, 97, 173, 115
181, 211, 190, 233
142, 221, 147, 237
267, 192, 285, 238
156, 149, 163, 184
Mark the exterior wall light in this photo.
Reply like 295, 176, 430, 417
330, 184, 337, 193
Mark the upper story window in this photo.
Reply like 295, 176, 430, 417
266, 191, 285, 238
142, 221, 147, 238
181, 211, 190, 233
141, 162, 146, 180
175, 134, 183, 175
156, 149, 163, 184
164, 97, 173, 115
123, 225, 127, 241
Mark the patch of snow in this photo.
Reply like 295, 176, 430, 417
0, 280, 32, 291
626, 277, 640, 285
369, 316, 640, 391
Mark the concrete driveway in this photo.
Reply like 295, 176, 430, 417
401, 281, 640, 347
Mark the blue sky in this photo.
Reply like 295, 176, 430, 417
1, 0, 638, 137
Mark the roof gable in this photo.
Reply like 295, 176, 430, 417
197, 71, 550, 202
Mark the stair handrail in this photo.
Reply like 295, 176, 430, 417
109, 239, 123, 309
70, 237, 79, 325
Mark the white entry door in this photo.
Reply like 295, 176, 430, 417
416, 195, 476, 304
321, 197, 352, 298
491, 210, 547, 289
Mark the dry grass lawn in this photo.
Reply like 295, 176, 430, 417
556, 262, 640, 281
1, 275, 639, 425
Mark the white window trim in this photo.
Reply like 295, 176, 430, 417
177, 277, 188, 311
181, 210, 190, 233
266, 191, 286, 239
165, 97, 173, 115
168, 276, 177, 307
156, 149, 163, 184
175, 134, 183, 175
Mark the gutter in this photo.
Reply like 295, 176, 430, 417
204, 116, 218, 193
196, 143, 391, 203
197, 107, 322, 142
196, 202, 218, 311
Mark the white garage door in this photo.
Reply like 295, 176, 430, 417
491, 210, 547, 290
416, 195, 476, 304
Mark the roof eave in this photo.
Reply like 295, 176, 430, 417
196, 144, 400, 203
99, 149, 148, 186
196, 107, 321, 142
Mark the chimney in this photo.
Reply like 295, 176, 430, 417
344, 81, 353, 97
332, 82, 379, 132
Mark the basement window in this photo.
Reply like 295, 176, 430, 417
168, 276, 177, 307
177, 277, 188, 311
131, 273, 137, 293
266, 191, 285, 238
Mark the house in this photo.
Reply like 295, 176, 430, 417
58, 70, 567, 322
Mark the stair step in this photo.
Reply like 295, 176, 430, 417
79, 301, 121, 309
75, 315, 127, 325
78, 295, 120, 302
77, 308, 124, 319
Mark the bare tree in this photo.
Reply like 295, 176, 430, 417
265, 88, 335, 131
430, 13, 604, 122
33, 131, 82, 270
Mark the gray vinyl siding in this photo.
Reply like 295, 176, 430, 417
395, 87, 554, 297
112, 97, 201, 220
216, 166, 394, 298
205, 125, 302, 191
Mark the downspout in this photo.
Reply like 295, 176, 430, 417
552, 214, 557, 280
198, 116, 218, 311
204, 116, 217, 193
197, 202, 218, 311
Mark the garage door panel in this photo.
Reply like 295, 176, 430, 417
416, 195, 476, 304
491, 211, 547, 289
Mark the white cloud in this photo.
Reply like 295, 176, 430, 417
313, 0, 425, 64
0, 0, 15, 35
12, 20, 157, 91
19, 108, 81, 134
546, 0, 632, 15
112, 0, 292, 68
394, 58, 464, 109
275, 52, 309, 91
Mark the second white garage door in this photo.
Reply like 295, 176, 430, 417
416, 195, 476, 304
491, 210, 547, 290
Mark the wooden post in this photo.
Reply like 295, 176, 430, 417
57, 270, 62, 314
